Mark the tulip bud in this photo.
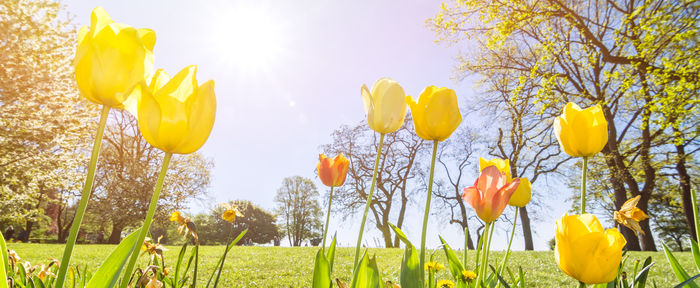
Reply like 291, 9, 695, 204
75, 7, 155, 108
361, 78, 407, 134
555, 213, 626, 284
553, 103, 608, 157
407, 86, 462, 141
317, 154, 350, 187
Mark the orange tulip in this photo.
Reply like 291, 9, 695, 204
462, 166, 520, 223
317, 154, 350, 187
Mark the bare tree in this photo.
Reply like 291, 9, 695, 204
323, 117, 426, 247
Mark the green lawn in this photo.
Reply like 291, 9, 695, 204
5, 243, 698, 287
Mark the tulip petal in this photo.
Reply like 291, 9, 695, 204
89, 7, 114, 37
361, 84, 373, 116
378, 80, 406, 133
137, 85, 163, 149
425, 88, 461, 141
137, 28, 156, 51
176, 80, 216, 154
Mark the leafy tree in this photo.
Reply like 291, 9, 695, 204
274, 176, 323, 247
196, 200, 279, 245
88, 111, 212, 243
430, 0, 699, 250
0, 0, 96, 238
323, 117, 426, 248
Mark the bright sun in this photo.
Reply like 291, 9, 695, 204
212, 4, 284, 72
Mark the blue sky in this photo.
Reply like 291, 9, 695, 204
63, 0, 572, 250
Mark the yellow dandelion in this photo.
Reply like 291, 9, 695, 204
461, 270, 477, 282
437, 279, 455, 288
424, 261, 445, 272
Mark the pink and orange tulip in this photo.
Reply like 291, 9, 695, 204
462, 166, 520, 223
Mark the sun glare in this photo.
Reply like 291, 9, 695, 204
211, 4, 284, 72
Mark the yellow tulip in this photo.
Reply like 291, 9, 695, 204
361, 78, 407, 134
407, 86, 462, 141
553, 103, 608, 157
131, 65, 216, 154
555, 213, 626, 284
479, 157, 512, 182
74, 7, 155, 108
509, 177, 531, 207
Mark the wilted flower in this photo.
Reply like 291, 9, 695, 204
7, 250, 20, 264
361, 78, 408, 134
555, 213, 626, 284
37, 264, 55, 281
437, 279, 455, 288
613, 195, 649, 236
169, 211, 198, 242
146, 276, 163, 288
141, 236, 167, 262
220, 203, 244, 223
424, 261, 445, 272
461, 270, 477, 282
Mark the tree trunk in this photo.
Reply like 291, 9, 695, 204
23, 221, 33, 242
519, 207, 534, 250
108, 224, 124, 244
674, 130, 697, 242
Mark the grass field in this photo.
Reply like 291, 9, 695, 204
6, 243, 697, 287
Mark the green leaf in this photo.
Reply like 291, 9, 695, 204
86, 228, 142, 288
691, 239, 700, 273
313, 248, 332, 288
389, 223, 422, 288
208, 229, 248, 288
350, 252, 382, 288
174, 243, 188, 287
439, 236, 466, 283
489, 265, 511, 288
673, 273, 700, 288
662, 243, 700, 288
633, 256, 653, 288
0, 231, 7, 288
327, 233, 337, 273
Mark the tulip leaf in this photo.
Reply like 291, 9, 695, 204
350, 252, 382, 288
328, 233, 337, 273
312, 248, 332, 288
673, 274, 700, 288
662, 243, 700, 288
85, 228, 142, 288
174, 243, 188, 286
438, 236, 466, 283
691, 239, 700, 273
389, 223, 422, 288
0, 231, 8, 288
633, 256, 654, 288
489, 265, 511, 288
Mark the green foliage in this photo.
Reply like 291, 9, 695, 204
312, 234, 337, 288
350, 252, 382, 288
274, 176, 323, 247
662, 243, 700, 288
1, 232, 7, 288
389, 223, 422, 288
195, 200, 278, 245
438, 236, 468, 288
85, 228, 141, 288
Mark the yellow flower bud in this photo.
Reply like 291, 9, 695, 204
361, 78, 407, 134
509, 177, 531, 207
553, 103, 608, 157
74, 7, 155, 108
131, 65, 216, 154
479, 157, 512, 182
555, 214, 626, 284
408, 86, 462, 141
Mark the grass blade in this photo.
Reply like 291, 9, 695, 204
0, 232, 7, 288
673, 273, 700, 288
691, 239, 700, 273
633, 256, 654, 288
438, 235, 465, 282
663, 243, 700, 288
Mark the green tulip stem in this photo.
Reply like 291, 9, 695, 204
121, 152, 172, 288
322, 186, 334, 252
463, 226, 469, 268
581, 157, 588, 214
420, 140, 439, 283
497, 209, 518, 287
692, 186, 699, 243
353, 133, 385, 270
578, 281, 586, 288
54, 105, 110, 288
476, 221, 492, 287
